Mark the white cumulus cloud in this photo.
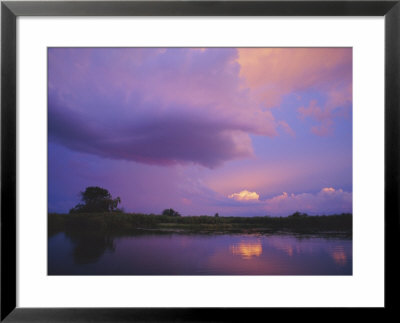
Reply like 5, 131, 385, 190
228, 190, 260, 202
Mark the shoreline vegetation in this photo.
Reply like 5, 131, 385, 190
48, 212, 352, 239
50, 187, 352, 239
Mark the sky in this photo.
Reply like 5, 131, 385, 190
48, 47, 352, 216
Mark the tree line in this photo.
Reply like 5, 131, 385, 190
70, 186, 182, 217
69, 186, 316, 218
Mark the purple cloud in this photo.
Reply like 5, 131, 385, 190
49, 105, 254, 168
48, 48, 277, 168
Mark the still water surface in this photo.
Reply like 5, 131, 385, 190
48, 232, 352, 275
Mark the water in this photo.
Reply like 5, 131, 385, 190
48, 232, 352, 275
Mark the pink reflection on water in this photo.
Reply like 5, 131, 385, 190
330, 246, 347, 266
230, 240, 263, 259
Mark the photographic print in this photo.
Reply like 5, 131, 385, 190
48, 47, 352, 275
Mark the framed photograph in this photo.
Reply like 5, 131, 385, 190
1, 0, 398, 321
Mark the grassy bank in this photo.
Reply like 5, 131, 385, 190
48, 212, 352, 237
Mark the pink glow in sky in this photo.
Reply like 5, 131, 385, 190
49, 48, 352, 216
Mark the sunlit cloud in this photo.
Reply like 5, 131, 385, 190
228, 190, 260, 202
263, 187, 352, 215
321, 187, 336, 193
298, 89, 351, 136
238, 48, 352, 107
238, 48, 352, 135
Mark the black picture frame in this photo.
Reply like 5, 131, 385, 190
1, 1, 399, 321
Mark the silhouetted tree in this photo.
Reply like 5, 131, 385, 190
289, 211, 308, 217
69, 186, 121, 214
214, 213, 219, 217
162, 208, 181, 217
